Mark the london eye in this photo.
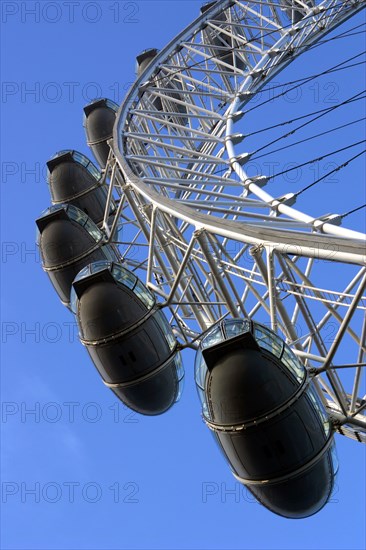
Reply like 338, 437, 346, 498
36, 0, 366, 518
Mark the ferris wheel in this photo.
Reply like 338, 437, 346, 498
35, 0, 366, 519
91, 0, 366, 443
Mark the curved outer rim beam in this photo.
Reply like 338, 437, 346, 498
111, 147, 365, 265
114, 0, 366, 246
106, 152, 366, 439
109, 0, 366, 442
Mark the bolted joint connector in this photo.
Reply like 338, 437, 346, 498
193, 227, 206, 239
225, 133, 245, 146
237, 90, 254, 102
268, 49, 281, 58
138, 81, 151, 93
228, 110, 245, 123
250, 244, 265, 257
313, 213, 342, 232
243, 175, 269, 189
271, 193, 296, 213
288, 27, 301, 36
250, 68, 266, 79
230, 152, 251, 168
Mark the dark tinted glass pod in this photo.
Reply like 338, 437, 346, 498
36, 205, 119, 307
195, 319, 338, 519
83, 98, 118, 168
47, 150, 116, 226
71, 262, 184, 415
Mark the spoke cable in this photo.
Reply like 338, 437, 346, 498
248, 90, 365, 157
244, 50, 365, 113
250, 59, 365, 96
341, 204, 366, 219
294, 149, 366, 197
125, 1, 365, 232
268, 139, 365, 181
250, 117, 366, 161
243, 94, 366, 137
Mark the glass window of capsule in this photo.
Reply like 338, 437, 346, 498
253, 324, 283, 359
172, 352, 185, 403
154, 309, 177, 351
49, 150, 103, 182
195, 319, 307, 419
104, 99, 119, 111
83, 98, 119, 118
159, 351, 185, 404
36, 204, 107, 245
306, 384, 332, 436
70, 261, 156, 314
330, 441, 339, 474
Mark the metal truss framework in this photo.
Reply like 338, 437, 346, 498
104, 0, 365, 441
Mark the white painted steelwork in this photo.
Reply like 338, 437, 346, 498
105, 0, 365, 441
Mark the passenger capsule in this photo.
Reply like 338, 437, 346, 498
83, 98, 118, 169
136, 48, 188, 126
195, 319, 338, 519
200, 2, 246, 72
47, 150, 116, 225
36, 205, 119, 307
71, 261, 184, 415
136, 48, 160, 77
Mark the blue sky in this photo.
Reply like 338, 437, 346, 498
1, 2, 365, 549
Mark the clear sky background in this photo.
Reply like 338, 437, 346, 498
1, 2, 365, 549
